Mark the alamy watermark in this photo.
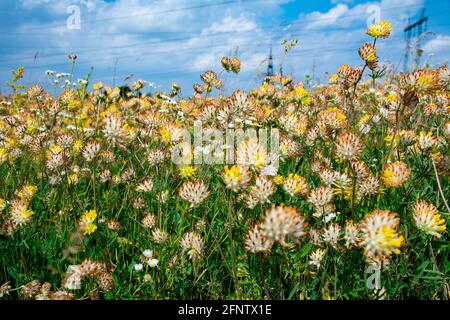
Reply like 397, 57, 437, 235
366, 5, 381, 27
365, 265, 381, 290
170, 121, 281, 169
66, 1, 97, 30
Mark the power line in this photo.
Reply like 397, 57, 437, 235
2, 17, 449, 75
2, 7, 449, 65
0, 0, 259, 34
0, 1, 448, 86
68, 37, 420, 83
0, 22, 368, 49
6, 14, 449, 50
2, 17, 449, 74
89, 30, 450, 84
0, 32, 407, 73
7, 36, 446, 92
0, 0, 443, 37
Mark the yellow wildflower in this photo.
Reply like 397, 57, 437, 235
67, 173, 79, 185
79, 209, 98, 235
382, 161, 411, 188
366, 20, 392, 39
73, 140, 83, 152
274, 175, 284, 185
0, 148, 7, 164
82, 209, 97, 223
83, 223, 97, 235
413, 200, 447, 238
222, 165, 250, 192
17, 184, 38, 201
179, 165, 197, 179
381, 226, 404, 254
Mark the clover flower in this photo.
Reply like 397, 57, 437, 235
360, 210, 404, 258
366, 20, 392, 39
181, 231, 205, 260
260, 205, 308, 246
221, 165, 251, 192
179, 180, 210, 207
283, 173, 309, 197
382, 161, 411, 188
412, 200, 446, 238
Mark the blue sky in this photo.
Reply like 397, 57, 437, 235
0, 0, 449, 95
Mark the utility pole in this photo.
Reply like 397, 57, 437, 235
403, 9, 428, 72
266, 46, 274, 77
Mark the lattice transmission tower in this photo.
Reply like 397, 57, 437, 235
403, 9, 428, 72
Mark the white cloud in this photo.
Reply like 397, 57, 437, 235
304, 4, 350, 29
203, 14, 257, 34
8, 0, 279, 92
422, 35, 450, 65
282, 0, 427, 80
192, 53, 218, 71
5, 0, 447, 93
423, 35, 450, 54
244, 53, 268, 68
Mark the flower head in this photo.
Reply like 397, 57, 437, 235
152, 228, 168, 243
142, 213, 156, 229
244, 224, 274, 254
79, 209, 98, 235
322, 224, 341, 248
237, 138, 268, 172
82, 141, 100, 162
221, 56, 231, 71
344, 220, 360, 248
246, 176, 275, 207
63, 265, 82, 290
134, 263, 144, 271
136, 178, 154, 193
334, 131, 364, 161
179, 165, 197, 179
147, 149, 167, 166
230, 56, 241, 73
412, 200, 446, 238
309, 249, 326, 269
417, 131, 437, 153
367, 20, 392, 39
222, 165, 251, 192
17, 184, 38, 201
181, 231, 205, 260
147, 258, 159, 268
179, 180, 210, 207
308, 186, 334, 208
10, 199, 34, 227
358, 42, 377, 63
360, 210, 404, 258
357, 175, 380, 199
260, 205, 308, 246
382, 161, 411, 188
283, 173, 309, 197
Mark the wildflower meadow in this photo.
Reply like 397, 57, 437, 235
0, 19, 449, 301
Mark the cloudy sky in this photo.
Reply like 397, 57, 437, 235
0, 0, 449, 95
